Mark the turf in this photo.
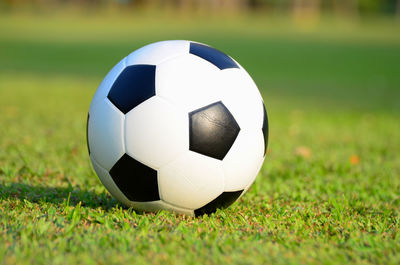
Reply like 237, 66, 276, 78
0, 13, 399, 265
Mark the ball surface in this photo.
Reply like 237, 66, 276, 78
87, 40, 268, 216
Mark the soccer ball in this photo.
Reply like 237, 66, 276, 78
87, 40, 268, 216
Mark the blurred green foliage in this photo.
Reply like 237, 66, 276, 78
1, 0, 400, 16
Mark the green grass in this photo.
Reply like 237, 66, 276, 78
0, 13, 400, 264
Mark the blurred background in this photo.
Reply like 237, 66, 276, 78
2, 0, 400, 16
1, 0, 399, 111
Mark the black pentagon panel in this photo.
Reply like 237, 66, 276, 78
194, 190, 244, 217
109, 154, 159, 202
107, 65, 156, 114
189, 101, 240, 160
262, 103, 269, 156
86, 113, 90, 155
189, 42, 239, 70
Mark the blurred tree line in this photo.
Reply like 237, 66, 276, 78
1, 0, 400, 16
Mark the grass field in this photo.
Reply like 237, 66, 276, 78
0, 13, 400, 264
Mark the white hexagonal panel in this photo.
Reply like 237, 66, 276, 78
90, 58, 126, 112
126, 40, 190, 66
124, 96, 188, 169
218, 68, 264, 131
131, 201, 194, 216
156, 53, 223, 112
158, 151, 224, 209
222, 129, 265, 191
90, 156, 131, 206
88, 98, 125, 171
244, 157, 265, 194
